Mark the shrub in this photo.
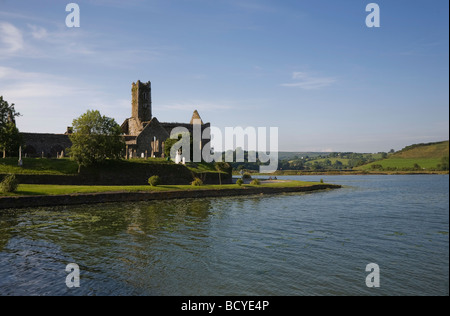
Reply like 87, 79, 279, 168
148, 175, 161, 186
236, 179, 244, 186
250, 179, 260, 185
1, 174, 19, 193
320, 178, 324, 184
191, 177, 203, 186
242, 172, 252, 179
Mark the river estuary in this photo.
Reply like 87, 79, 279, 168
0, 175, 448, 295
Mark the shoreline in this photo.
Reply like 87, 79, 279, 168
236, 170, 449, 176
0, 183, 340, 210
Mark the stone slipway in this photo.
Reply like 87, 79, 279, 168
0, 184, 341, 210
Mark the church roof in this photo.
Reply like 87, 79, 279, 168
190, 110, 204, 125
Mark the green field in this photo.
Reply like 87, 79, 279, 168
357, 141, 449, 171
0, 180, 324, 197
358, 158, 443, 170
0, 158, 79, 175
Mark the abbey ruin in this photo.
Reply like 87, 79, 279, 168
21, 80, 210, 159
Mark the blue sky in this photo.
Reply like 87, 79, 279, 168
0, 0, 448, 152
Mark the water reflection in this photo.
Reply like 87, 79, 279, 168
0, 199, 215, 295
0, 175, 448, 295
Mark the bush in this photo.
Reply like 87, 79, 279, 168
191, 177, 203, 186
250, 179, 260, 185
320, 179, 324, 184
1, 174, 19, 193
148, 175, 161, 186
236, 178, 244, 186
242, 172, 252, 179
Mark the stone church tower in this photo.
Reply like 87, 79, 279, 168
121, 80, 211, 160
132, 80, 152, 124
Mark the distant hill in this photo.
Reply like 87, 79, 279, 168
391, 141, 449, 159
358, 141, 449, 171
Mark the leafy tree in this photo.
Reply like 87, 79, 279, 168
439, 156, 449, 171
0, 96, 23, 158
333, 160, 344, 170
0, 96, 20, 126
215, 161, 231, 185
0, 122, 23, 158
165, 132, 194, 161
68, 110, 124, 173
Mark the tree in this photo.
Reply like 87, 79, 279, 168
0, 96, 20, 126
68, 110, 125, 173
164, 137, 180, 159
0, 96, 23, 158
165, 132, 193, 161
439, 156, 449, 171
215, 161, 231, 185
0, 122, 23, 158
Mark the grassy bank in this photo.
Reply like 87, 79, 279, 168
0, 157, 230, 186
0, 181, 340, 210
0, 157, 220, 175
0, 157, 79, 175
0, 180, 324, 197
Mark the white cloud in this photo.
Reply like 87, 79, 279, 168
28, 24, 48, 40
281, 71, 336, 90
0, 22, 24, 55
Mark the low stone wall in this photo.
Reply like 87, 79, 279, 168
0, 184, 340, 210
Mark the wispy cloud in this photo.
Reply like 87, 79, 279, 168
28, 24, 48, 40
0, 22, 24, 55
0, 66, 131, 132
160, 101, 234, 112
281, 71, 336, 90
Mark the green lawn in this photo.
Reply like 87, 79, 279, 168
357, 158, 443, 170
0, 157, 225, 175
0, 180, 324, 197
0, 158, 79, 175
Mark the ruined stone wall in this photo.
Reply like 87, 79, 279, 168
127, 117, 143, 136
136, 122, 170, 157
21, 133, 72, 158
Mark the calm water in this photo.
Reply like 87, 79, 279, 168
0, 175, 448, 296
